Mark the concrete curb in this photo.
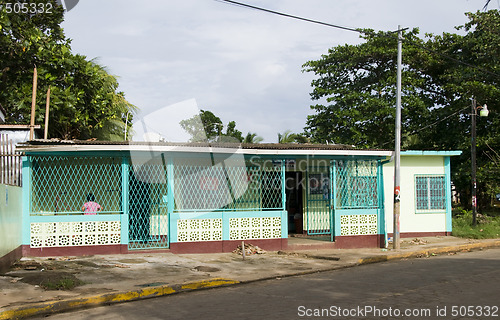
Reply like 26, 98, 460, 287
0, 278, 239, 320
2, 240, 499, 319
357, 239, 500, 265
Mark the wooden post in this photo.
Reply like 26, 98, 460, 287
0, 134, 4, 184
9, 140, 13, 185
44, 86, 51, 139
30, 67, 38, 140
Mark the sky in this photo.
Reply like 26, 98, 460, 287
60, 0, 487, 142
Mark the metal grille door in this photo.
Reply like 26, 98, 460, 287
306, 167, 331, 235
128, 162, 169, 250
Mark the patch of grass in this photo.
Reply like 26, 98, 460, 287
452, 209, 500, 239
42, 277, 83, 290
14, 271, 84, 290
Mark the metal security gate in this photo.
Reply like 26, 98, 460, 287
305, 166, 332, 235
334, 160, 381, 238
128, 161, 169, 250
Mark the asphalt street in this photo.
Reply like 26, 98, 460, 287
34, 247, 500, 320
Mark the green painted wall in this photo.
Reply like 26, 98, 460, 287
0, 185, 23, 258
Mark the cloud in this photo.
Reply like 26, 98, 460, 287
62, 0, 482, 142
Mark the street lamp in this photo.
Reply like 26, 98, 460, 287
471, 98, 489, 225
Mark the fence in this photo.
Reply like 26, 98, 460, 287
0, 134, 22, 187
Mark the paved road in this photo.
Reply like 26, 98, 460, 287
37, 248, 500, 320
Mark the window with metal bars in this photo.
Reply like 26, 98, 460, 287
415, 175, 446, 213
30, 156, 123, 215
335, 160, 379, 209
173, 161, 283, 212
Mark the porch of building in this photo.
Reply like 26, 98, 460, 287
19, 142, 389, 255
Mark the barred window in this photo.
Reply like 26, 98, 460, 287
415, 175, 446, 213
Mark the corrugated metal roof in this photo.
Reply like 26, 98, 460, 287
19, 139, 389, 152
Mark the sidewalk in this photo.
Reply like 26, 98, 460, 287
1, 236, 499, 319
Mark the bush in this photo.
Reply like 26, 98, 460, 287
452, 209, 500, 239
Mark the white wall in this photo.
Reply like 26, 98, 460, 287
383, 155, 448, 234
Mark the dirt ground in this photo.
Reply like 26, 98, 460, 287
6, 259, 84, 290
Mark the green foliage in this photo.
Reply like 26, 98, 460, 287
0, 0, 136, 140
277, 130, 309, 143
243, 132, 263, 144
180, 109, 222, 142
303, 10, 500, 206
302, 28, 431, 147
452, 209, 500, 239
42, 277, 83, 290
180, 109, 250, 143
222, 120, 243, 143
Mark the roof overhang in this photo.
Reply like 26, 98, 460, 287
18, 141, 393, 157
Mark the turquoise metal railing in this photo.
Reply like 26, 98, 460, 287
30, 156, 123, 215
173, 162, 283, 212
335, 160, 379, 209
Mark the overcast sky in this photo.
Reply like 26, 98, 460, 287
61, 0, 487, 142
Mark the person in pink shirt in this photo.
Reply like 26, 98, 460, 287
82, 193, 102, 215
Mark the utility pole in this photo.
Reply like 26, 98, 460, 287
393, 26, 402, 250
44, 86, 51, 140
471, 98, 477, 226
30, 67, 38, 140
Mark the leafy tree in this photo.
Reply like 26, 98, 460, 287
0, 0, 135, 140
222, 120, 243, 143
302, 28, 433, 148
180, 109, 251, 143
302, 10, 500, 207
180, 109, 222, 142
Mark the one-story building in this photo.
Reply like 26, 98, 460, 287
0, 140, 460, 268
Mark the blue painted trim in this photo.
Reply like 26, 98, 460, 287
281, 159, 286, 210
172, 210, 284, 220
120, 157, 129, 245
172, 211, 224, 220
220, 212, 231, 242
378, 160, 387, 245
401, 150, 462, 156
377, 160, 386, 236
331, 161, 339, 238
24, 151, 131, 157
30, 214, 122, 223
280, 210, 288, 238
21, 156, 31, 245
336, 209, 380, 215
167, 157, 175, 245
30, 211, 122, 215
444, 156, 452, 232
281, 159, 287, 238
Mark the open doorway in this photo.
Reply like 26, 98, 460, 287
285, 172, 304, 234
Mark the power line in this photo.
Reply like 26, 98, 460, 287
380, 105, 470, 147
216, 0, 367, 34
218, 0, 500, 147
217, 0, 500, 79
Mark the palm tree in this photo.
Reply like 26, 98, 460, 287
277, 130, 297, 144
243, 132, 264, 143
